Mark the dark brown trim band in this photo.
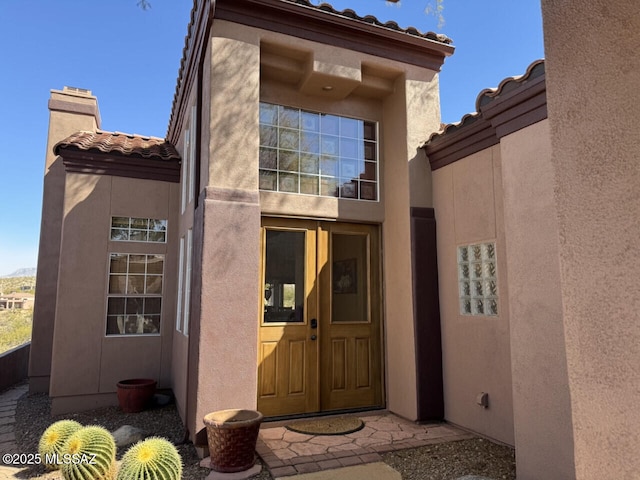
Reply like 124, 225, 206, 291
215, 0, 453, 72
426, 116, 499, 171
410, 207, 444, 421
425, 63, 547, 170
59, 150, 180, 183
481, 75, 547, 139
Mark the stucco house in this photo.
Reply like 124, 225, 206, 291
29, 1, 640, 479
0, 293, 34, 310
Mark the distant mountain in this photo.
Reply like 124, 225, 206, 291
1, 268, 37, 278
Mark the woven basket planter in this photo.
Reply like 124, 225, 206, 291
203, 409, 263, 473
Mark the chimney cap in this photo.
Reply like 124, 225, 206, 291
63, 86, 92, 96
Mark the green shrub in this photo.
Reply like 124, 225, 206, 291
0, 308, 32, 353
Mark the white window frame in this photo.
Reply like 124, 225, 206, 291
106, 253, 164, 336
110, 217, 167, 243
181, 127, 190, 214
188, 105, 197, 204
258, 102, 379, 201
176, 236, 185, 332
180, 104, 197, 213
182, 228, 193, 336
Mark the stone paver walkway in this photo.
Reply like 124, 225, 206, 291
0, 383, 28, 480
257, 412, 474, 477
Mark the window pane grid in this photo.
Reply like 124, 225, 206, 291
107, 253, 163, 335
259, 103, 378, 201
110, 217, 167, 243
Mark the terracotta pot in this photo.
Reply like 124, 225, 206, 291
203, 409, 263, 473
116, 378, 157, 413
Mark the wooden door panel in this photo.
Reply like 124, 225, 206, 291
328, 336, 372, 391
258, 330, 316, 415
258, 341, 278, 397
330, 338, 347, 391
257, 219, 318, 416
319, 223, 383, 412
258, 219, 382, 416
355, 337, 371, 389
288, 340, 306, 395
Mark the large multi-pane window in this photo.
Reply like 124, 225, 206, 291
259, 103, 378, 201
106, 253, 164, 335
110, 217, 167, 243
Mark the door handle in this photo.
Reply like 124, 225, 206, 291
310, 318, 318, 329
310, 334, 317, 341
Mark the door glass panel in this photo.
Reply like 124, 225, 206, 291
264, 230, 305, 323
332, 233, 369, 323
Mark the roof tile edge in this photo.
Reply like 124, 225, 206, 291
425, 59, 546, 146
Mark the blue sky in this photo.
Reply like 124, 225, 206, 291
0, 0, 543, 276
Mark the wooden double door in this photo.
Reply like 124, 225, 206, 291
257, 218, 383, 416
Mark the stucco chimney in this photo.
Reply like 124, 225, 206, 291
29, 87, 101, 393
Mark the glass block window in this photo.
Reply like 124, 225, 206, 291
106, 253, 164, 335
259, 102, 378, 201
111, 217, 167, 243
458, 242, 498, 316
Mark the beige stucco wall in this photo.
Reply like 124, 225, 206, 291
182, 18, 445, 435
186, 22, 262, 442
170, 83, 198, 425
542, 1, 640, 477
380, 77, 418, 419
500, 119, 574, 478
407, 76, 441, 209
380, 70, 441, 420
183, 38, 212, 439
30, 88, 100, 393
50, 173, 178, 414
432, 145, 514, 445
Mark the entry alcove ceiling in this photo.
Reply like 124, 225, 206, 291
260, 40, 400, 99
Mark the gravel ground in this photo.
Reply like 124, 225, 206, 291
15, 392, 514, 479
382, 439, 516, 480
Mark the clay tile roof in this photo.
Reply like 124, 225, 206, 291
475, 59, 545, 111
424, 59, 545, 145
54, 130, 180, 162
291, 0, 453, 44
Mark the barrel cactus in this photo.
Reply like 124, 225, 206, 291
117, 437, 182, 480
39, 420, 83, 470
60, 425, 116, 480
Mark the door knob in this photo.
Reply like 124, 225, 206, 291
310, 334, 317, 341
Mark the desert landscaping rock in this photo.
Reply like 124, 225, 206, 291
112, 425, 147, 447
153, 393, 173, 407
